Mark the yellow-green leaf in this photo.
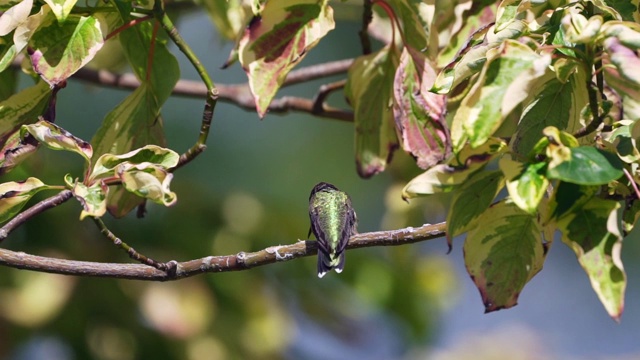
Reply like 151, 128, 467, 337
0, 177, 51, 223
556, 197, 626, 321
464, 200, 546, 313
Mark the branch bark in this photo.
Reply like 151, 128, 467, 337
0, 222, 446, 280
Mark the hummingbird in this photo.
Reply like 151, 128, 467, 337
308, 182, 357, 278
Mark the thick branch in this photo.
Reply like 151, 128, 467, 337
0, 222, 446, 280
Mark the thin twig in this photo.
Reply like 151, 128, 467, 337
0, 191, 73, 242
312, 79, 347, 114
93, 217, 170, 271
623, 168, 640, 200
0, 222, 447, 280
359, 0, 373, 55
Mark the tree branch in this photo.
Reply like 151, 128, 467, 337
68, 60, 354, 121
0, 222, 446, 280
0, 191, 74, 242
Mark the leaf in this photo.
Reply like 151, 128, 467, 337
464, 200, 546, 313
603, 58, 640, 121
500, 156, 548, 214
345, 44, 400, 178
511, 70, 588, 156
433, 21, 527, 94
118, 163, 177, 207
447, 169, 505, 243
604, 37, 640, 85
0, 0, 33, 36
21, 119, 93, 163
548, 181, 598, 221
42, 0, 78, 22
64, 174, 107, 220
92, 17, 178, 218
601, 0, 639, 22
197, 0, 250, 40
90, 145, 179, 181
556, 197, 626, 321
402, 138, 506, 198
389, 0, 431, 61
393, 49, 450, 169
91, 86, 167, 217
451, 40, 548, 150
90, 145, 178, 215
0, 39, 17, 73
238, 0, 334, 117
546, 146, 624, 185
0, 81, 51, 174
118, 21, 180, 107
28, 13, 103, 86
0, 177, 51, 223
0, 81, 50, 138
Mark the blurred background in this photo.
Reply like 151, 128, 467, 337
1, 3, 640, 360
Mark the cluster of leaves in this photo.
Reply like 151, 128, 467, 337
214, 0, 639, 320
0, 0, 181, 218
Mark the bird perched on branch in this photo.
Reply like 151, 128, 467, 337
308, 182, 358, 278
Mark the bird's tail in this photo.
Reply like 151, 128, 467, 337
317, 251, 345, 278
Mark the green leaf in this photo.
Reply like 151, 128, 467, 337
447, 170, 504, 243
602, 0, 639, 22
0, 177, 52, 223
91, 15, 178, 217
433, 21, 527, 94
345, 44, 399, 178
500, 157, 548, 214
197, 0, 250, 40
64, 174, 107, 220
0, 81, 51, 175
464, 200, 546, 313
90, 145, 179, 181
451, 40, 549, 150
511, 71, 588, 156
402, 138, 506, 198
546, 146, 624, 185
91, 86, 168, 217
21, 119, 93, 163
389, 0, 431, 60
548, 181, 598, 221
118, 21, 180, 107
43, 0, 78, 22
29, 13, 104, 86
393, 49, 449, 169
238, 0, 334, 117
556, 197, 626, 321
0, 81, 51, 138
609, 120, 640, 163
